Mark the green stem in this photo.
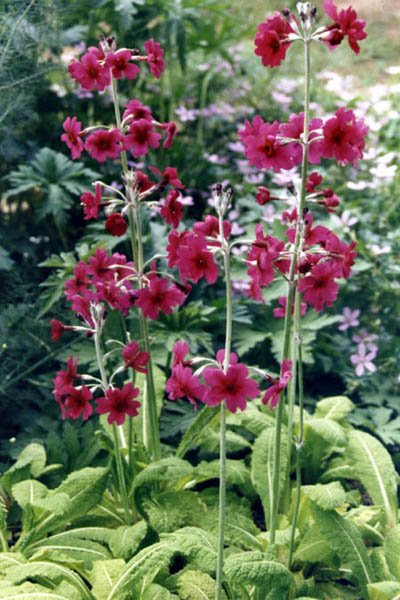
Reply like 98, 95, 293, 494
94, 326, 131, 523
288, 291, 304, 567
269, 38, 311, 546
216, 213, 233, 600
0, 530, 8, 552
111, 75, 161, 461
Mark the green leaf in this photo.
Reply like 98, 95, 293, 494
0, 246, 14, 271
384, 524, 400, 580
294, 524, 337, 564
90, 559, 126, 600
177, 570, 225, 600
312, 508, 374, 593
344, 430, 398, 528
105, 541, 180, 599
30, 537, 112, 564
251, 427, 288, 529
0, 581, 82, 599
227, 403, 275, 436
302, 482, 346, 510
132, 458, 193, 516
367, 581, 400, 600
320, 456, 356, 482
194, 459, 251, 490
2, 444, 46, 492
314, 396, 355, 421
35, 467, 109, 533
109, 521, 147, 561
142, 584, 177, 600
161, 528, 216, 573
3, 560, 93, 599
142, 491, 207, 534
224, 551, 294, 598
176, 406, 219, 458
11, 480, 49, 510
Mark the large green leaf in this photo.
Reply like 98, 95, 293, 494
142, 491, 207, 534
161, 527, 216, 573
367, 581, 400, 600
90, 559, 126, 600
176, 406, 219, 458
251, 427, 288, 529
109, 521, 147, 561
2, 560, 93, 599
0, 581, 81, 599
105, 541, 180, 599
344, 430, 398, 528
224, 551, 294, 599
2, 444, 46, 493
301, 482, 346, 511
314, 396, 355, 421
294, 524, 337, 565
384, 524, 400, 580
177, 570, 226, 600
312, 508, 375, 593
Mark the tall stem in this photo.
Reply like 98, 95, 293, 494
111, 76, 161, 461
94, 325, 132, 523
269, 38, 311, 546
288, 291, 304, 567
216, 213, 233, 600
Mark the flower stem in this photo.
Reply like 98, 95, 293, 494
111, 75, 161, 461
94, 324, 132, 524
288, 291, 304, 567
269, 37, 311, 546
215, 213, 233, 600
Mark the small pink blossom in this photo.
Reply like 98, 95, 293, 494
350, 343, 377, 377
61, 117, 84, 159
144, 39, 165, 78
338, 307, 360, 331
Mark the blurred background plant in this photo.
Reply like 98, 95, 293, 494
1, 0, 399, 470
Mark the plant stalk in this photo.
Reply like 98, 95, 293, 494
269, 37, 311, 546
111, 75, 161, 461
94, 325, 132, 524
215, 212, 233, 600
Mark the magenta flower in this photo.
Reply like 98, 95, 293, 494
254, 12, 295, 68
96, 383, 141, 425
298, 263, 339, 312
68, 50, 111, 91
239, 116, 294, 172
105, 213, 128, 237
273, 296, 307, 319
61, 116, 84, 159
123, 99, 153, 122
106, 50, 140, 80
322, 0, 367, 55
321, 108, 368, 166
176, 233, 219, 285
262, 359, 292, 408
122, 341, 150, 374
166, 363, 206, 409
64, 386, 93, 421
350, 343, 377, 377
124, 119, 162, 158
136, 276, 186, 320
84, 129, 123, 163
203, 361, 259, 413
144, 39, 165, 78
81, 183, 102, 220
160, 190, 183, 229
338, 307, 360, 331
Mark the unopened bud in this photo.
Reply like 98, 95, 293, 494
296, 2, 317, 32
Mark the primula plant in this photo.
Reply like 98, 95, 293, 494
1, 3, 399, 600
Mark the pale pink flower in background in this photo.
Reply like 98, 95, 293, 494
350, 343, 377, 377
338, 307, 360, 331
331, 209, 358, 232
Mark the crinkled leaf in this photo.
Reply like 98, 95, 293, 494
109, 521, 147, 561
367, 581, 400, 600
294, 524, 337, 564
89, 559, 126, 600
194, 459, 251, 490
176, 406, 219, 458
224, 551, 294, 598
344, 430, 398, 528
106, 541, 180, 599
384, 524, 400, 580
2, 444, 46, 492
177, 570, 226, 600
315, 396, 355, 421
161, 527, 216, 573
312, 507, 374, 593
142, 491, 207, 534
302, 482, 346, 511
30, 537, 111, 564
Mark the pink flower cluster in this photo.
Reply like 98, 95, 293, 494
239, 108, 367, 171
52, 355, 141, 424
68, 38, 165, 92
254, 1, 367, 70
